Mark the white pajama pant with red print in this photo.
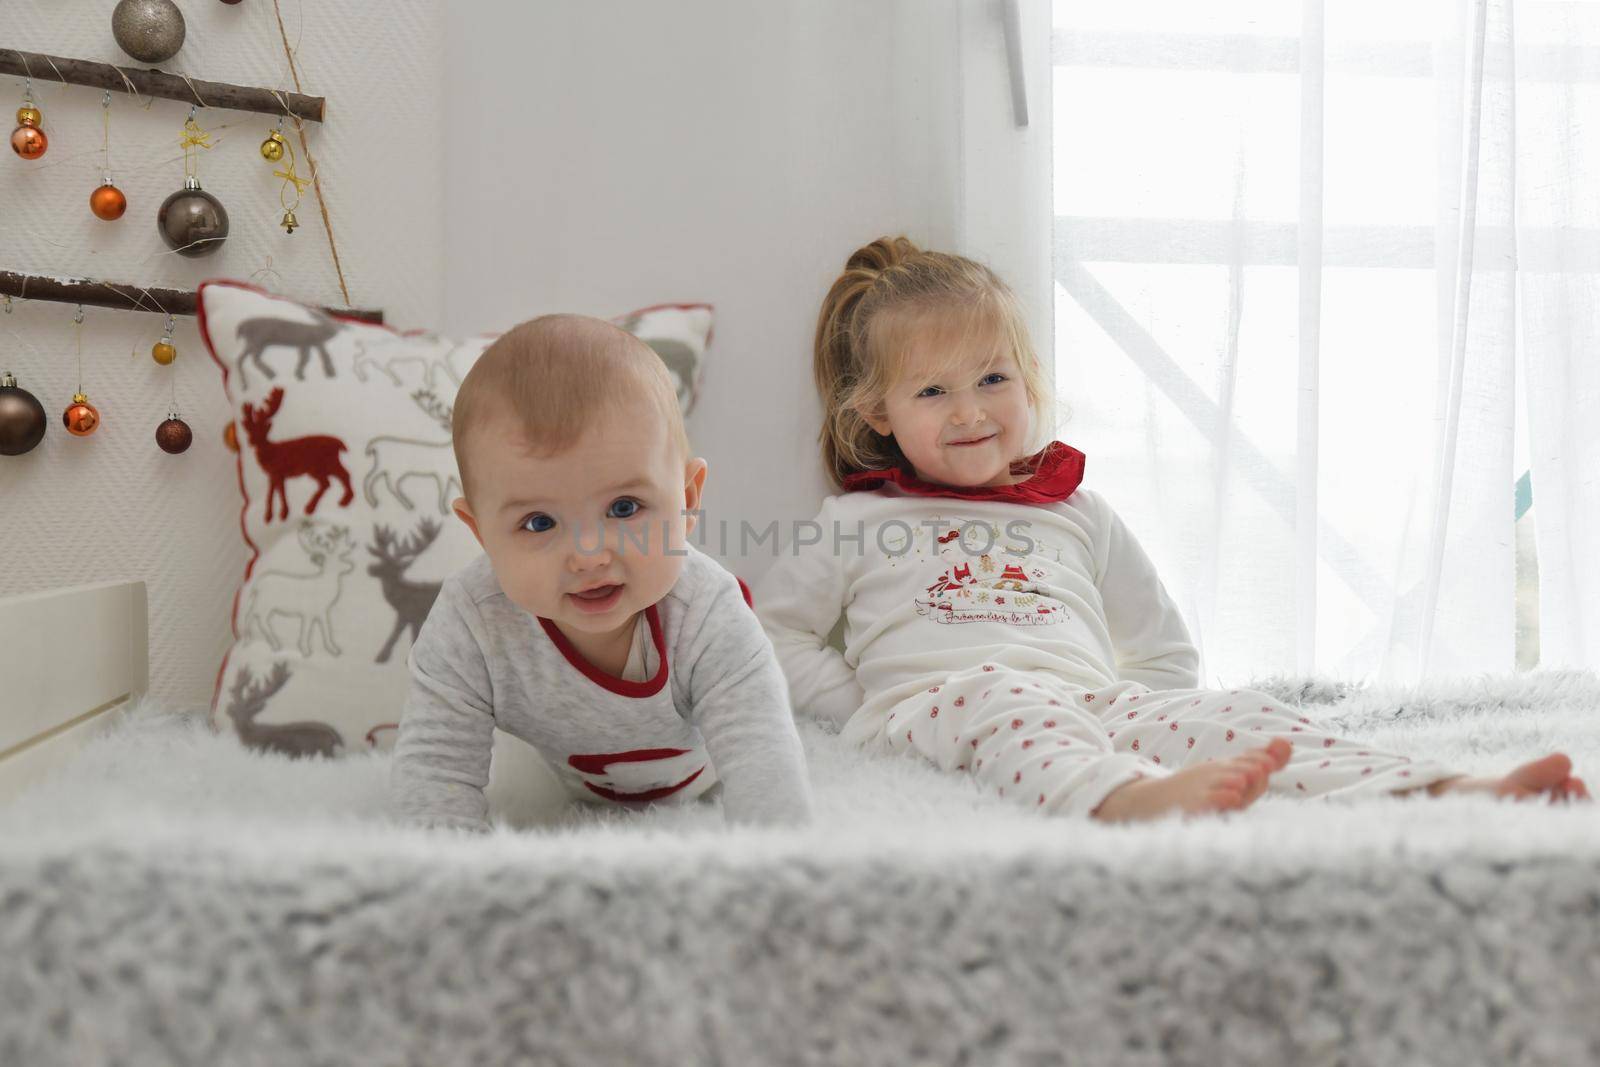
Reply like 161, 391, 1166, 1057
877, 664, 1460, 818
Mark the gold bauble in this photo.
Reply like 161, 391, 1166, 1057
16, 105, 41, 127
260, 131, 286, 162
152, 339, 176, 365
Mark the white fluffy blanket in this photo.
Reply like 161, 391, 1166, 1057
2, 671, 1598, 1066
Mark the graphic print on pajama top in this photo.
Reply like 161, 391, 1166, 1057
755, 441, 1458, 817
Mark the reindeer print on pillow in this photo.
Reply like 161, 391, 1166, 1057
240, 387, 356, 522
234, 307, 345, 388
198, 281, 716, 759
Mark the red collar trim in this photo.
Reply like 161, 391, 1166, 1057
841, 441, 1086, 504
537, 603, 669, 698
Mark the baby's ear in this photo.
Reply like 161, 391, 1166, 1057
683, 458, 708, 533
452, 497, 485, 547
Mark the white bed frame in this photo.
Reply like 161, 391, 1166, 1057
0, 580, 148, 804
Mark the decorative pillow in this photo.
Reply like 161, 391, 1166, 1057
197, 281, 714, 759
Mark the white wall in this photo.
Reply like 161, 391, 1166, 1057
441, 0, 969, 576
0, 0, 444, 706
2, 0, 1048, 707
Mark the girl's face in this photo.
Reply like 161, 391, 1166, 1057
862, 331, 1035, 488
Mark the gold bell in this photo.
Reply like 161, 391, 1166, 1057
16, 105, 41, 127
281, 208, 299, 234
260, 130, 286, 162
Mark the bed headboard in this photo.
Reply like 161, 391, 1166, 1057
0, 580, 148, 803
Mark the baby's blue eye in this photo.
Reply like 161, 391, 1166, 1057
979, 372, 1008, 386
607, 497, 643, 519
520, 513, 556, 533
916, 385, 944, 399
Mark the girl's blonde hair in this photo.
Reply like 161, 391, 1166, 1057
813, 235, 1051, 489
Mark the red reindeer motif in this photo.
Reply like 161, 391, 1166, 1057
240, 387, 355, 523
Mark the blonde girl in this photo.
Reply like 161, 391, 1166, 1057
754, 236, 1587, 821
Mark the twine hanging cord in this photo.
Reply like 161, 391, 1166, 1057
271, 0, 351, 307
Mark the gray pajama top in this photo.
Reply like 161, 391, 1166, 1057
390, 545, 813, 832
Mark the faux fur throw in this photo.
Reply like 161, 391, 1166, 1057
2, 671, 1598, 1066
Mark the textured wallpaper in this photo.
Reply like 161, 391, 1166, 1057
0, 0, 444, 707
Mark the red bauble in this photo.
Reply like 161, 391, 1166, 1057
10, 124, 46, 159
156, 415, 193, 454
63, 393, 100, 437
91, 183, 128, 221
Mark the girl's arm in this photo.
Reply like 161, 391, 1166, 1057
1088, 490, 1201, 691
753, 496, 866, 729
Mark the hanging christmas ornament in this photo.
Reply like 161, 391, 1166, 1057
155, 412, 192, 454
152, 316, 177, 365
10, 82, 46, 160
91, 183, 127, 220
263, 118, 312, 237
159, 176, 228, 255
90, 92, 128, 221
64, 392, 100, 436
0, 298, 47, 456
222, 420, 238, 452
61, 307, 100, 438
0, 371, 47, 456
159, 110, 228, 257
260, 127, 286, 162
112, 0, 187, 64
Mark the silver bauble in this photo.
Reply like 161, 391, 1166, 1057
112, 0, 187, 64
158, 176, 229, 258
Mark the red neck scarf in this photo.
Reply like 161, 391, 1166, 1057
841, 441, 1086, 505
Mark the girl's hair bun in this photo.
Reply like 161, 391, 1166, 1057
845, 235, 922, 275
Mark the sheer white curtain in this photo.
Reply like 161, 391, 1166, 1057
1050, 0, 1600, 687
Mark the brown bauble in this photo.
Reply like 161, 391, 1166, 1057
63, 393, 100, 437
152, 340, 176, 365
91, 183, 128, 221
157, 179, 229, 258
0, 373, 47, 456
10, 123, 46, 159
156, 416, 192, 454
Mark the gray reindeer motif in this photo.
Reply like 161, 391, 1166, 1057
241, 521, 357, 657
224, 660, 343, 758
235, 308, 345, 388
361, 389, 459, 513
367, 517, 444, 663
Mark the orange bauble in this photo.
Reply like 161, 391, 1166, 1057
222, 420, 238, 452
10, 123, 46, 160
91, 183, 128, 221
63, 393, 100, 437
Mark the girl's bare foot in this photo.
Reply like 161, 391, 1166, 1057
1417, 752, 1591, 803
1091, 738, 1293, 823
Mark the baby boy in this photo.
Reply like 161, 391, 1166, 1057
390, 314, 813, 832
